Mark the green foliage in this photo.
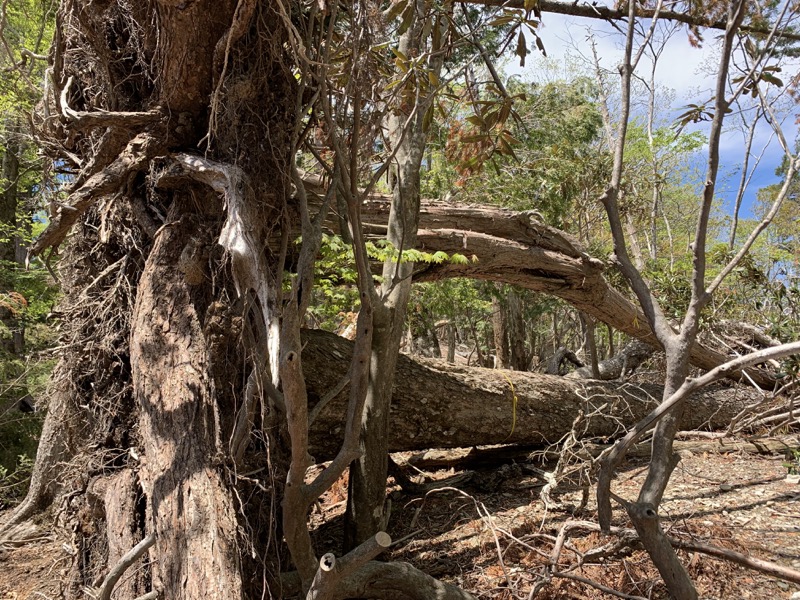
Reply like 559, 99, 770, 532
445, 78, 608, 228
304, 234, 474, 330
0, 0, 55, 113
763, 283, 800, 343
413, 278, 491, 322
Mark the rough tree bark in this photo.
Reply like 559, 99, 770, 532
131, 215, 242, 599
0, 2, 296, 599
301, 329, 763, 460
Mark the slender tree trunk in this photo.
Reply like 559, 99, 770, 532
579, 312, 600, 379
344, 0, 450, 547
0, 132, 18, 266
446, 322, 456, 363
492, 292, 509, 368
0, 132, 23, 355
507, 288, 527, 371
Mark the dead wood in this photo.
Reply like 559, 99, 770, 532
543, 519, 800, 597
567, 339, 655, 380
305, 191, 776, 388
671, 538, 800, 586
301, 329, 769, 461
30, 133, 161, 256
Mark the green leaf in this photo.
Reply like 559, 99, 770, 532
398, 3, 414, 35
487, 15, 515, 27
535, 35, 546, 57
498, 137, 518, 160
423, 103, 434, 132
761, 72, 784, 87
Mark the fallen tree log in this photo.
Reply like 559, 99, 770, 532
566, 339, 655, 380
302, 186, 776, 388
303, 329, 768, 460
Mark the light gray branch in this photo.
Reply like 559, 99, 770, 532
95, 533, 155, 600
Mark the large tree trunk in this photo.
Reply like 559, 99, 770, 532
301, 329, 761, 460
4, 2, 295, 598
131, 214, 241, 599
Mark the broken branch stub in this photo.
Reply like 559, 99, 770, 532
31, 133, 161, 257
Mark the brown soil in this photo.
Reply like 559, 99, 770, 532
311, 441, 800, 600
0, 538, 64, 599
1, 441, 799, 599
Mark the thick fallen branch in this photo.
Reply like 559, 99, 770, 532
317, 194, 775, 388
301, 329, 769, 460
566, 339, 655, 381
307, 533, 392, 600
282, 556, 477, 600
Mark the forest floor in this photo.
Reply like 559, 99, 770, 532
0, 439, 799, 599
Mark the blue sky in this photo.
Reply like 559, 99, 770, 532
503, 11, 798, 222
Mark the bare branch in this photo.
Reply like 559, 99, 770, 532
60, 77, 163, 129
95, 533, 155, 600
469, 0, 800, 41
597, 340, 800, 530
684, 0, 747, 328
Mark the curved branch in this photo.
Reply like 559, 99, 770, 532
60, 77, 163, 129
96, 533, 156, 600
